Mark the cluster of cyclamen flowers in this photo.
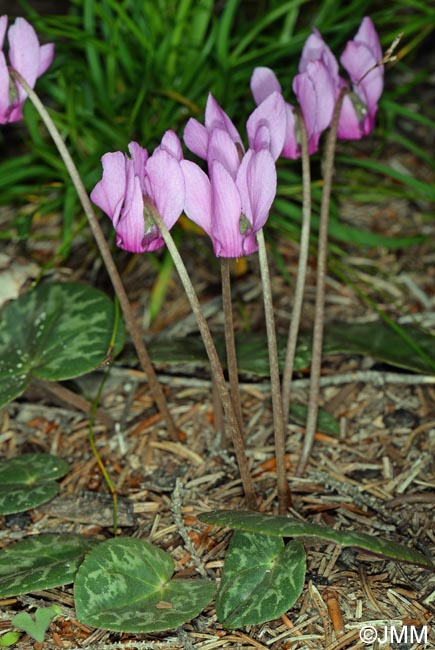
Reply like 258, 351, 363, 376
1, 14, 383, 257
91, 16, 383, 258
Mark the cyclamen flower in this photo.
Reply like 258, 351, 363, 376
91, 131, 185, 253
339, 17, 384, 138
181, 148, 277, 258
251, 17, 383, 153
0, 16, 54, 124
251, 67, 299, 159
182, 94, 284, 258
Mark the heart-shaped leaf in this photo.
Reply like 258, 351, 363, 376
0, 453, 69, 515
74, 538, 215, 632
217, 531, 306, 627
12, 605, 61, 643
0, 282, 125, 408
199, 511, 434, 569
0, 534, 98, 598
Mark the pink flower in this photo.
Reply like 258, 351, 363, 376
293, 29, 340, 151
184, 93, 243, 161
250, 17, 384, 151
91, 131, 185, 253
339, 17, 383, 138
250, 67, 299, 159
184, 91, 286, 165
0, 16, 54, 124
181, 148, 276, 258
182, 94, 283, 257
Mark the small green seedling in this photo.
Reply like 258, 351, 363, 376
12, 605, 61, 643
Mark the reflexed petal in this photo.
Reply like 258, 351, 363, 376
337, 93, 363, 139
293, 61, 336, 153
341, 41, 383, 110
207, 128, 241, 178
205, 93, 243, 148
251, 67, 282, 105
237, 149, 276, 231
128, 141, 148, 190
246, 91, 286, 160
0, 51, 10, 123
8, 18, 40, 102
181, 160, 212, 235
0, 16, 8, 49
145, 149, 184, 229
300, 29, 339, 83
38, 42, 54, 76
90, 151, 127, 224
281, 103, 299, 159
114, 176, 149, 253
210, 161, 243, 258
352, 16, 382, 61
184, 117, 209, 159
158, 129, 183, 160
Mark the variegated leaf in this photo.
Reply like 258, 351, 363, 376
74, 538, 215, 632
0, 534, 98, 598
0, 282, 125, 408
0, 453, 69, 515
217, 531, 306, 627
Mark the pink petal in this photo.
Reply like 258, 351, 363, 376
115, 175, 149, 253
299, 28, 339, 83
8, 18, 40, 103
250, 67, 282, 105
184, 117, 209, 159
293, 61, 336, 153
38, 42, 55, 76
341, 41, 383, 110
128, 141, 148, 191
237, 149, 276, 231
205, 94, 243, 148
0, 16, 8, 49
246, 91, 286, 160
352, 17, 382, 61
337, 93, 363, 139
180, 160, 212, 235
158, 129, 183, 160
145, 149, 184, 229
281, 103, 299, 159
210, 161, 243, 258
207, 128, 241, 179
90, 151, 127, 224
0, 51, 11, 123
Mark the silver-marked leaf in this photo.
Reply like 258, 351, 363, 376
74, 538, 215, 632
217, 531, 305, 627
0, 534, 98, 598
0, 454, 69, 515
0, 282, 125, 408
199, 511, 434, 570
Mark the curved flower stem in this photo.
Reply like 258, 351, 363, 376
11, 68, 179, 443
281, 112, 311, 420
221, 259, 244, 433
257, 228, 290, 514
151, 212, 257, 510
296, 88, 347, 477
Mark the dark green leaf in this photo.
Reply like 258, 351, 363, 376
217, 531, 305, 627
0, 534, 98, 598
0, 454, 69, 515
0, 282, 125, 408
